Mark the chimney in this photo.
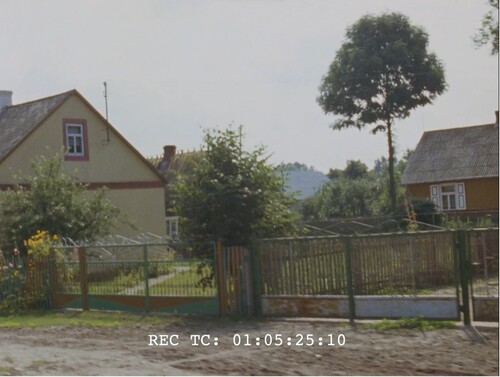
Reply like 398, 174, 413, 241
0, 90, 12, 110
163, 145, 176, 164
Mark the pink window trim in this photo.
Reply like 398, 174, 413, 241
63, 119, 89, 161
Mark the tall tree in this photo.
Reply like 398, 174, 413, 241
344, 160, 369, 180
276, 162, 315, 172
473, 0, 499, 55
303, 177, 381, 220
173, 126, 298, 246
317, 12, 446, 213
372, 151, 413, 213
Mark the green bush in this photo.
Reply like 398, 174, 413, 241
0, 154, 121, 253
405, 198, 441, 226
368, 317, 456, 331
0, 253, 48, 313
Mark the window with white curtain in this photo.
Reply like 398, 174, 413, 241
430, 183, 466, 211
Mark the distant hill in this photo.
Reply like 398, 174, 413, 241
284, 170, 329, 200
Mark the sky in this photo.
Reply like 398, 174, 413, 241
1, 0, 498, 173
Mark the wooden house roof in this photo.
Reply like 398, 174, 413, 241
402, 122, 499, 185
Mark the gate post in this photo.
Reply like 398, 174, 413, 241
251, 240, 262, 316
457, 230, 471, 325
241, 248, 253, 317
47, 254, 57, 309
143, 245, 151, 313
77, 247, 89, 311
215, 240, 227, 316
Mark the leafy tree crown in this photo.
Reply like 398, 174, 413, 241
173, 126, 298, 246
0, 154, 121, 251
317, 12, 447, 132
473, 0, 499, 55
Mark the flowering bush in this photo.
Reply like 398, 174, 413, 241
24, 230, 59, 257
0, 247, 25, 313
0, 231, 61, 313
0, 154, 120, 253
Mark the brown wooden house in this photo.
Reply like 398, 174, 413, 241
402, 113, 499, 215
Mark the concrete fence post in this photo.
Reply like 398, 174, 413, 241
344, 237, 356, 325
457, 230, 471, 325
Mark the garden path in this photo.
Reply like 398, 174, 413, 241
120, 266, 191, 295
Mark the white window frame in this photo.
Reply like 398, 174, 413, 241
430, 182, 466, 211
65, 123, 85, 156
166, 216, 179, 239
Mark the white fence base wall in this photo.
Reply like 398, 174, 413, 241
354, 296, 459, 319
262, 295, 459, 320
473, 296, 499, 322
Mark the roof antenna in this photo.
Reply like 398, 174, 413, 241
103, 81, 110, 144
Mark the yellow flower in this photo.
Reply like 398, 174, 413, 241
23, 230, 56, 257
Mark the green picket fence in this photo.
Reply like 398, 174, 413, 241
53, 245, 217, 298
257, 230, 461, 297
3, 229, 497, 320
0, 255, 51, 312
54, 259, 215, 297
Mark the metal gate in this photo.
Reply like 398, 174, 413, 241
50, 236, 219, 315
254, 229, 498, 322
5, 229, 496, 321
469, 229, 499, 322
216, 242, 254, 316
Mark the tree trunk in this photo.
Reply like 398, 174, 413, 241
386, 120, 397, 213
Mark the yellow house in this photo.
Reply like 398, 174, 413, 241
402, 113, 499, 215
0, 89, 166, 236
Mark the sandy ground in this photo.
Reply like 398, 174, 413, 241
0, 318, 498, 376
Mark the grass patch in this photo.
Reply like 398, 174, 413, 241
0, 310, 176, 328
373, 287, 436, 295
0, 366, 21, 376
29, 360, 53, 369
365, 317, 456, 331
56, 261, 214, 296
147, 268, 216, 296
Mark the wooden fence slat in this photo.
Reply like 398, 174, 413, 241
256, 230, 480, 298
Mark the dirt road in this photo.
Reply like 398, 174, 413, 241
0, 318, 497, 375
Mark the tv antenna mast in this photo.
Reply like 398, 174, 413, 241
103, 81, 110, 143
